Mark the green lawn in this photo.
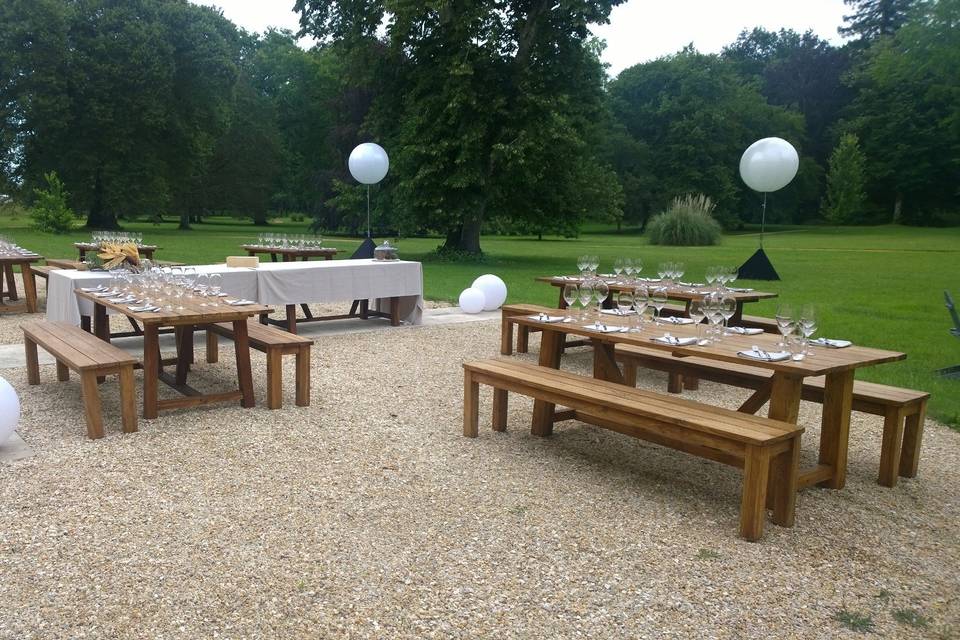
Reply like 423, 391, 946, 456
2, 214, 959, 428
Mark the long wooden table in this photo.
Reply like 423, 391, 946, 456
536, 276, 777, 324
242, 245, 338, 262
511, 311, 905, 491
0, 252, 42, 313
76, 290, 271, 419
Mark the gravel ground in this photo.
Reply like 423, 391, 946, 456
0, 313, 958, 639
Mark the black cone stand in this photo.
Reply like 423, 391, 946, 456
738, 192, 781, 281
351, 184, 377, 259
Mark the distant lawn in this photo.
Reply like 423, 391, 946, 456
2, 213, 958, 428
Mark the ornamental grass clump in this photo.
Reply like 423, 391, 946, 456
647, 194, 722, 246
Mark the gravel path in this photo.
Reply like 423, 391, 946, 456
0, 316, 958, 639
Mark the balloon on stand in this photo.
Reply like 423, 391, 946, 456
739, 137, 799, 193
0, 376, 21, 446
471, 274, 507, 311
348, 143, 390, 185
459, 288, 486, 314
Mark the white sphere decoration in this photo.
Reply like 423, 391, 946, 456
348, 143, 390, 185
0, 376, 21, 446
739, 137, 800, 193
459, 287, 486, 314
472, 274, 508, 311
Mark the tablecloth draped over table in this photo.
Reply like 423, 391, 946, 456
45, 259, 425, 326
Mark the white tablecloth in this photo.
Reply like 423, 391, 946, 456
45, 260, 424, 326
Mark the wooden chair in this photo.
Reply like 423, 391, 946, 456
940, 290, 960, 379
22, 321, 137, 439
463, 359, 803, 541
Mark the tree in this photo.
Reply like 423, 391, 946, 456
845, 0, 960, 223
607, 47, 807, 229
821, 134, 867, 224
30, 171, 76, 233
295, 0, 626, 255
838, 0, 918, 41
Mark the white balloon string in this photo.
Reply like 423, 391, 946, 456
761, 192, 767, 248
367, 185, 371, 238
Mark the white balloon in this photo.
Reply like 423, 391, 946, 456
348, 143, 390, 185
739, 137, 799, 193
0, 376, 21, 446
459, 287, 486, 314
472, 274, 508, 311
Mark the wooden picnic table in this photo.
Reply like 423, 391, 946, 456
0, 252, 42, 313
511, 311, 905, 491
76, 290, 271, 419
242, 245, 338, 262
535, 276, 777, 325
74, 243, 158, 262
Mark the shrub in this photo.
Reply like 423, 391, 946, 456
30, 172, 77, 234
821, 133, 867, 224
646, 194, 721, 246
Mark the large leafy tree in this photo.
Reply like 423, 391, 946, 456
845, 0, 960, 223
607, 48, 807, 228
295, 0, 625, 254
838, 0, 919, 41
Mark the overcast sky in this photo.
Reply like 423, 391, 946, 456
193, 0, 850, 77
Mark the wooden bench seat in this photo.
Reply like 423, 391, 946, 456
615, 344, 929, 487
205, 321, 312, 409
463, 359, 803, 541
29, 264, 55, 283
23, 321, 137, 439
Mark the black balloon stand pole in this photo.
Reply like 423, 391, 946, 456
738, 191, 781, 281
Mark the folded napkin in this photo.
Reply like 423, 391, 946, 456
811, 338, 852, 348
726, 326, 764, 335
727, 287, 755, 293
80, 286, 108, 293
738, 347, 791, 362
660, 316, 695, 325
600, 308, 636, 316
680, 282, 706, 287
583, 322, 628, 333
94, 290, 122, 298
226, 299, 256, 306
128, 305, 160, 312
106, 296, 137, 304
527, 313, 568, 323
650, 334, 698, 346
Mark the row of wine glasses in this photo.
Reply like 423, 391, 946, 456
92, 231, 145, 246
775, 303, 818, 355
575, 255, 600, 277
0, 235, 33, 256
109, 265, 228, 312
705, 266, 739, 290
657, 262, 684, 285
254, 233, 324, 249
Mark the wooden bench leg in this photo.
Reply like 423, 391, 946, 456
770, 439, 800, 528
295, 345, 310, 407
667, 372, 683, 394
683, 376, 699, 391
492, 388, 508, 432
80, 371, 105, 439
740, 445, 771, 541
517, 326, 529, 353
24, 337, 40, 384
899, 400, 925, 479
500, 315, 515, 356
622, 360, 638, 387
4, 265, 17, 301
266, 348, 283, 410
463, 370, 479, 437
119, 366, 137, 433
878, 406, 906, 487
22, 265, 38, 313
56, 361, 70, 382
206, 330, 219, 363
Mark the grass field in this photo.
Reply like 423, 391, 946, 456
2, 213, 958, 428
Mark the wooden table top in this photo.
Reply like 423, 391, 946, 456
0, 252, 42, 264
536, 276, 777, 303
511, 312, 905, 376
242, 245, 338, 257
75, 290, 271, 326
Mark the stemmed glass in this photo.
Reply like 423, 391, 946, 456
207, 274, 223, 307
577, 280, 594, 322
799, 304, 817, 353
613, 258, 625, 281
657, 262, 668, 283
720, 295, 737, 334
633, 258, 643, 279
195, 273, 210, 307
589, 255, 600, 277
622, 258, 634, 283
576, 255, 589, 278
775, 303, 796, 349
651, 287, 668, 326
562, 284, 578, 322
593, 278, 609, 319
616, 289, 634, 319
632, 286, 649, 333
674, 262, 685, 287
727, 266, 739, 290
689, 299, 707, 345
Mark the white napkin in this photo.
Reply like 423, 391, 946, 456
738, 347, 791, 362
128, 305, 159, 312
600, 308, 636, 316
727, 287, 754, 293
726, 326, 764, 335
680, 282, 705, 287
811, 338, 852, 348
81, 286, 107, 292
226, 299, 256, 306
527, 313, 568, 323
583, 322, 628, 333
660, 316, 695, 325
650, 334, 698, 346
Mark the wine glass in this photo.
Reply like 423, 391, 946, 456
562, 284, 578, 321
195, 273, 210, 307
593, 278, 609, 317
622, 258, 634, 282
577, 280, 594, 322
651, 287, 668, 326
674, 262, 685, 286
576, 255, 588, 277
589, 255, 600, 277
633, 257, 643, 279
720, 295, 737, 333
800, 304, 818, 352
657, 262, 668, 282
613, 257, 624, 280
775, 303, 796, 349
705, 266, 717, 289
689, 298, 707, 344
207, 274, 223, 306
727, 266, 738, 289
632, 286, 649, 332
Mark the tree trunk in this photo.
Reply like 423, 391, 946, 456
893, 193, 902, 224
458, 214, 483, 255
441, 224, 463, 251
253, 211, 269, 226
178, 213, 192, 230
84, 167, 119, 229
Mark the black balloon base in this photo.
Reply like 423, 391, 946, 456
738, 247, 780, 281
351, 236, 377, 259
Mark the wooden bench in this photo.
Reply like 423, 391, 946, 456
205, 321, 312, 409
463, 359, 803, 541
615, 344, 928, 487
22, 321, 137, 439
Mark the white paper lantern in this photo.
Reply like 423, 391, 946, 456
739, 137, 799, 193
472, 274, 508, 311
459, 287, 486, 314
348, 143, 390, 185
0, 376, 21, 446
